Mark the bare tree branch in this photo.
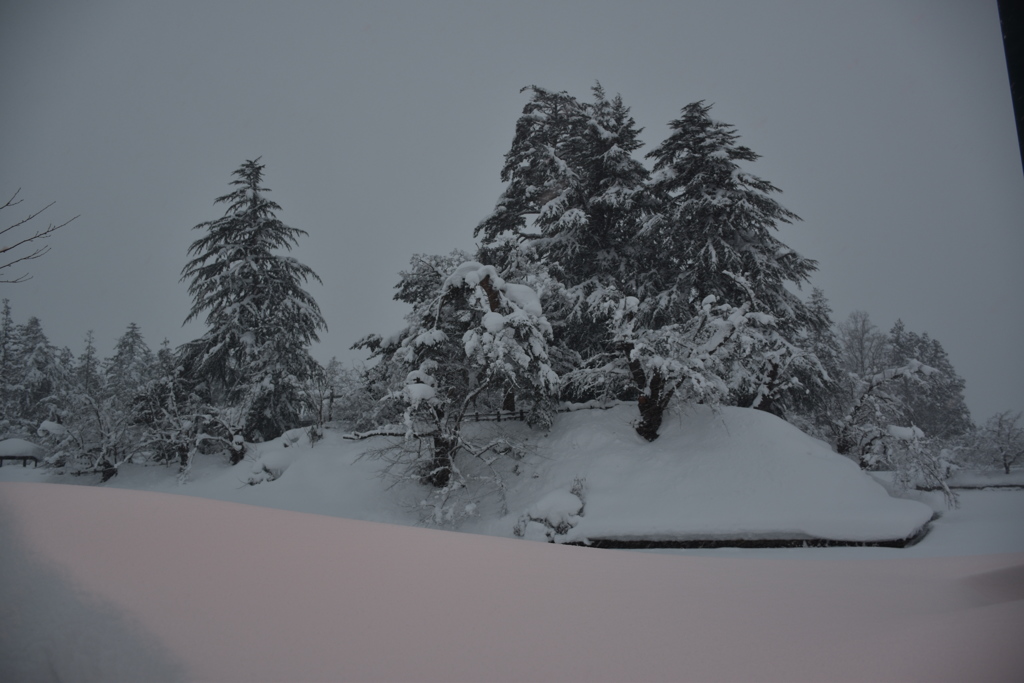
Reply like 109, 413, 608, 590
1, 188, 79, 283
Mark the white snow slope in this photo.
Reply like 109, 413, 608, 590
478, 405, 934, 543
0, 405, 936, 545
2, 482, 1022, 682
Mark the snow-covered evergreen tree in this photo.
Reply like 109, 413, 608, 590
474, 89, 825, 439
885, 320, 972, 438
180, 158, 326, 443
76, 330, 102, 399
15, 316, 63, 427
566, 290, 775, 440
784, 288, 846, 437
103, 322, 153, 406
0, 299, 21, 434
643, 101, 817, 330
475, 85, 652, 365
37, 327, 158, 480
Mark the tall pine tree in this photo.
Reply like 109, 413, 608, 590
886, 320, 972, 438
476, 84, 653, 370
104, 322, 154, 406
180, 158, 326, 442
644, 101, 817, 329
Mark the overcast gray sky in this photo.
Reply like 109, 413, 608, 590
1, 0, 1020, 422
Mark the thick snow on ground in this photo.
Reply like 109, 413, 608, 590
478, 405, 934, 543
0, 406, 1018, 555
2, 407, 1023, 680
945, 468, 1024, 487
2, 482, 1022, 683
0, 406, 934, 544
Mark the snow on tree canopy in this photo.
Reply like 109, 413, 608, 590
405, 369, 436, 387
403, 382, 436, 408
444, 261, 545, 318
413, 328, 447, 347
887, 425, 925, 441
502, 283, 543, 317
482, 311, 506, 334
444, 261, 503, 291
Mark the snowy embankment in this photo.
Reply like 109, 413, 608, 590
471, 405, 934, 545
2, 482, 1023, 683
0, 405, 936, 545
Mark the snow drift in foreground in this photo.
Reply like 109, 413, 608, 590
1, 482, 1022, 683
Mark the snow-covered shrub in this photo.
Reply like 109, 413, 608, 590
514, 482, 586, 542
369, 431, 530, 527
859, 425, 959, 509
888, 428, 958, 509
356, 255, 559, 492
244, 442, 301, 486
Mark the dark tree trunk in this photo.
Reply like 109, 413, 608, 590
635, 396, 666, 442
229, 430, 246, 465
622, 341, 673, 442
424, 434, 457, 487
635, 371, 673, 442
755, 394, 777, 416
502, 389, 516, 413
478, 274, 502, 313
835, 427, 855, 456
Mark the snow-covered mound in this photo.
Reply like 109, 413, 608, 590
0, 405, 934, 545
489, 405, 934, 544
1, 482, 1021, 683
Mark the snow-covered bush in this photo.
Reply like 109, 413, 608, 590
884, 426, 958, 509
514, 477, 587, 541
37, 392, 145, 481
244, 433, 305, 486
355, 255, 559, 525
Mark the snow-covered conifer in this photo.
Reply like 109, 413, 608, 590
567, 291, 771, 440
76, 330, 102, 399
644, 101, 816, 332
14, 317, 63, 427
180, 159, 326, 442
784, 289, 847, 436
0, 299, 22, 434
885, 321, 972, 438
103, 322, 153, 406
476, 85, 653, 365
